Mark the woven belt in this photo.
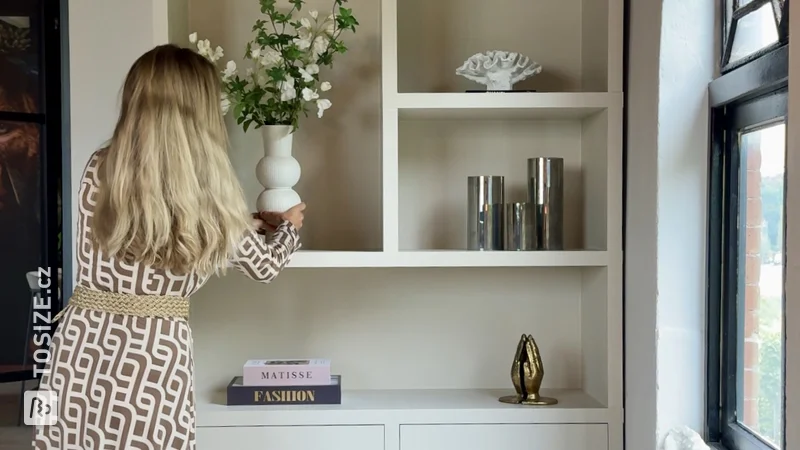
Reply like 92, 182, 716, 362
54, 286, 190, 321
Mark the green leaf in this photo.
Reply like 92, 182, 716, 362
233, 102, 245, 120
259, 0, 276, 13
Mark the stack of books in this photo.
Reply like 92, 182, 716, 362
226, 359, 342, 406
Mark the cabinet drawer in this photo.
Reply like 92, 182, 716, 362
400, 424, 608, 450
197, 425, 384, 450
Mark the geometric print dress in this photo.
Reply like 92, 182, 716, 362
33, 150, 301, 449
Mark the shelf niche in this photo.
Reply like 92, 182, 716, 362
396, 0, 611, 93
397, 109, 609, 252
216, 0, 384, 253
192, 266, 611, 416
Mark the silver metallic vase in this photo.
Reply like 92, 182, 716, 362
527, 157, 564, 250
467, 176, 504, 250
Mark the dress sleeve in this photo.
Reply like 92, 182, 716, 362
230, 220, 301, 282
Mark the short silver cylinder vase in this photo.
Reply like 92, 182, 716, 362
504, 202, 534, 251
527, 157, 564, 250
467, 176, 504, 250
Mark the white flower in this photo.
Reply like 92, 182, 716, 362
220, 93, 231, 114
312, 36, 328, 58
246, 68, 254, 77
293, 36, 312, 50
302, 88, 319, 102
212, 46, 224, 61
305, 63, 319, 75
250, 48, 261, 59
196, 39, 224, 62
279, 77, 296, 102
281, 88, 296, 102
323, 15, 336, 35
300, 18, 312, 29
293, 27, 313, 50
316, 98, 332, 118
320, 81, 331, 91
189, 32, 198, 44
260, 49, 282, 67
298, 67, 314, 82
197, 39, 211, 57
309, 10, 319, 20
222, 60, 237, 80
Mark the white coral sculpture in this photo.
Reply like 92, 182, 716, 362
455, 51, 542, 91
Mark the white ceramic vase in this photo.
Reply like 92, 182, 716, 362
256, 125, 302, 213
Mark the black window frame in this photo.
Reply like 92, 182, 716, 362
707, 25, 788, 450
721, 0, 790, 74
0, 0, 64, 384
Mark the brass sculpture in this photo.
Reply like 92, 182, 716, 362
498, 334, 558, 405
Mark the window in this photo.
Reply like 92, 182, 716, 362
708, 1, 788, 448
721, 0, 789, 73
0, 0, 63, 384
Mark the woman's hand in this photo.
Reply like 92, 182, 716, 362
256, 202, 306, 231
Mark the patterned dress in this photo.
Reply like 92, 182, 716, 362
33, 150, 300, 449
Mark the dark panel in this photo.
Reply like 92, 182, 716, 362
0, 120, 41, 373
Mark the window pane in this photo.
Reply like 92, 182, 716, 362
730, 3, 779, 63
0, 120, 42, 377
736, 123, 784, 448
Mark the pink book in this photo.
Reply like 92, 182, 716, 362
243, 359, 331, 386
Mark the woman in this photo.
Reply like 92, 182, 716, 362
33, 44, 304, 449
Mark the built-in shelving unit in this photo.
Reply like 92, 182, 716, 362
185, 0, 624, 447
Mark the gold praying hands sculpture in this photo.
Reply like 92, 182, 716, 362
498, 334, 558, 405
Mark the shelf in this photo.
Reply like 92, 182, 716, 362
287, 250, 608, 268
196, 388, 612, 427
393, 93, 615, 120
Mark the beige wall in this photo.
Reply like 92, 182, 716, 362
189, 0, 383, 252
66, 0, 157, 290
625, 0, 715, 447
784, 2, 800, 447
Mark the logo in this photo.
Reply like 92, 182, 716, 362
24, 390, 58, 426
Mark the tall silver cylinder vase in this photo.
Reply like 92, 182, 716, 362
527, 157, 564, 250
467, 176, 504, 250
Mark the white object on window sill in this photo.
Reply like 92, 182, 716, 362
663, 426, 711, 450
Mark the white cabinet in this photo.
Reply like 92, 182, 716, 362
399, 424, 609, 450
197, 425, 384, 450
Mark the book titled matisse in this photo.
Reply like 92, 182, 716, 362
243, 358, 331, 386
227, 375, 341, 406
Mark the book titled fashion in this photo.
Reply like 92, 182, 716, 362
243, 358, 331, 386
227, 375, 341, 406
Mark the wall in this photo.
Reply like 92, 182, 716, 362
784, 2, 800, 447
624, 0, 661, 443
65, 0, 157, 294
625, 0, 715, 448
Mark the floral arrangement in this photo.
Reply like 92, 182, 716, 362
191, 0, 358, 132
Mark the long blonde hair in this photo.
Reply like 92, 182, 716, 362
92, 44, 252, 276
